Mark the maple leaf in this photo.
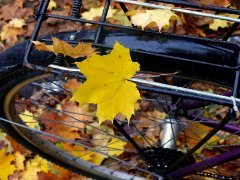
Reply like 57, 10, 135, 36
15, 151, 25, 171
0, 131, 13, 153
228, 0, 240, 8
72, 42, 141, 123
60, 143, 93, 161
9, 18, 26, 28
0, 147, 16, 180
61, 101, 94, 131
209, 19, 228, 31
33, 37, 96, 58
48, 0, 57, 11
41, 112, 81, 142
19, 110, 41, 130
110, 11, 132, 26
184, 122, 221, 154
86, 122, 114, 146
209, 13, 238, 31
64, 78, 81, 91
0, 19, 25, 44
91, 138, 127, 165
22, 155, 49, 180
127, 9, 180, 31
0, 0, 33, 21
81, 7, 117, 21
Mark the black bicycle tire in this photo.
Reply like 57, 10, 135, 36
0, 70, 141, 180
1, 33, 240, 180
1, 67, 240, 179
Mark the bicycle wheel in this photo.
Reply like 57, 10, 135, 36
0, 66, 239, 179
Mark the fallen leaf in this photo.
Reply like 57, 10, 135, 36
19, 110, 41, 130
110, 10, 132, 26
6, 136, 29, 154
72, 42, 141, 123
61, 101, 94, 131
0, 147, 16, 180
15, 152, 25, 171
46, 5, 71, 25
127, 9, 180, 31
86, 122, 114, 146
33, 37, 96, 58
38, 164, 71, 180
91, 138, 127, 165
64, 79, 81, 91
0, 132, 13, 153
0, 20, 25, 44
81, 7, 117, 21
228, 0, 240, 8
48, 0, 57, 11
0, 0, 33, 21
184, 122, 221, 154
60, 143, 92, 161
209, 19, 228, 31
41, 112, 81, 142
9, 18, 26, 28
22, 155, 49, 180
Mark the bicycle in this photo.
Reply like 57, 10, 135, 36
0, 0, 240, 179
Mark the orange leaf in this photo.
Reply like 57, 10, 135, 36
33, 37, 97, 58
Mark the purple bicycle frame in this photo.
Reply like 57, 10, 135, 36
166, 100, 240, 178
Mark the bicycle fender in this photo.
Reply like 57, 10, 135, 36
1, 29, 239, 86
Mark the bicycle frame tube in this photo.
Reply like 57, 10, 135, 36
21, 0, 240, 178
166, 147, 240, 178
188, 114, 240, 134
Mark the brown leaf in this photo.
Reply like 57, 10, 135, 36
61, 101, 95, 131
0, 0, 33, 21
33, 37, 97, 58
64, 79, 81, 91
228, 0, 240, 8
0, 21, 25, 44
7, 135, 30, 154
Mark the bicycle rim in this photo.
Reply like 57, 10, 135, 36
1, 70, 240, 179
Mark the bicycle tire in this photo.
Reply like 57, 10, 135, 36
0, 71, 136, 180
1, 0, 240, 178
0, 67, 239, 179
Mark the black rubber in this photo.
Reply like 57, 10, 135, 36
1, 30, 240, 179
0, 70, 123, 180
1, 29, 240, 86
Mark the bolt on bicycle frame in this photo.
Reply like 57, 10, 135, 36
21, 0, 240, 178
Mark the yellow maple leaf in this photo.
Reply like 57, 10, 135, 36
22, 155, 48, 180
127, 9, 180, 31
72, 42, 141, 123
209, 13, 238, 31
184, 122, 221, 154
47, 0, 57, 11
33, 37, 96, 58
15, 152, 25, 171
209, 19, 229, 31
81, 7, 117, 21
91, 138, 127, 165
9, 18, 26, 28
60, 143, 92, 161
0, 148, 16, 180
0, 20, 25, 44
87, 122, 115, 146
19, 110, 40, 130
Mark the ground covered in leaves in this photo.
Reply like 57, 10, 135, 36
1, 0, 240, 180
